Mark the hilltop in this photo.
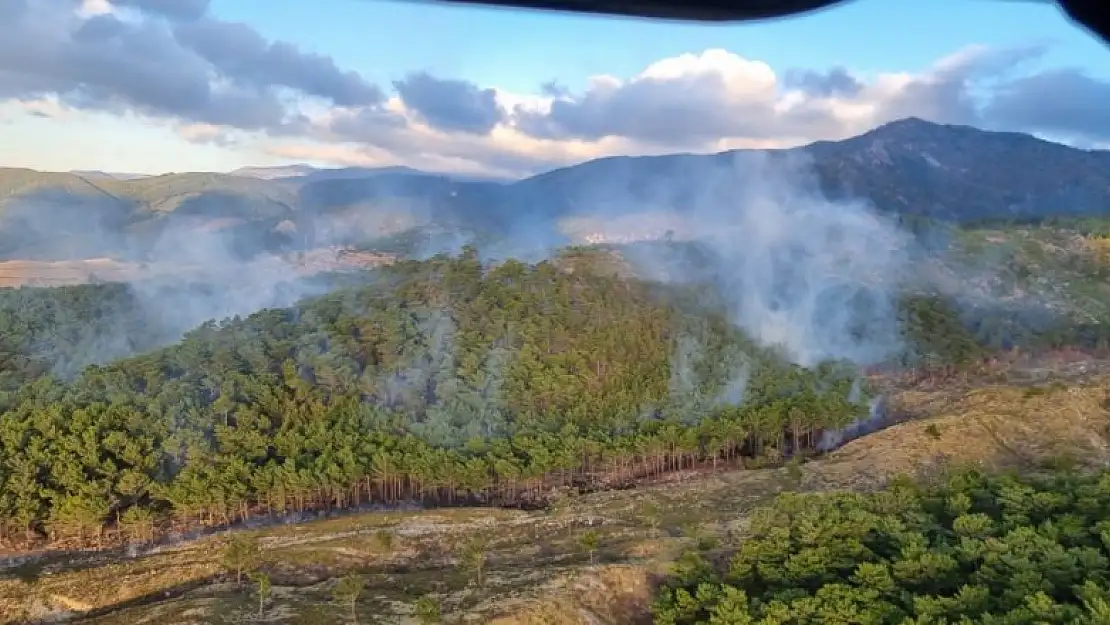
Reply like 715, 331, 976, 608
229, 164, 515, 184
804, 118, 1110, 221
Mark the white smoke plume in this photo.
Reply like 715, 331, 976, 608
0, 191, 371, 375
594, 151, 916, 368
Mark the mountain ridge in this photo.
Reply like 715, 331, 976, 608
1, 118, 1108, 261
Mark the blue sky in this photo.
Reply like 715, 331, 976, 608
0, 0, 1106, 177
211, 0, 1106, 89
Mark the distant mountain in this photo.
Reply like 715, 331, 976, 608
71, 170, 151, 181
802, 118, 1110, 221
296, 165, 441, 183
0, 169, 301, 260
2, 118, 1108, 261
231, 164, 516, 184
229, 164, 319, 180
519, 117, 1110, 226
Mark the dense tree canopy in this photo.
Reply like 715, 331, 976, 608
0, 250, 869, 547
653, 467, 1110, 625
0, 242, 1106, 550
0, 283, 167, 393
0, 272, 362, 394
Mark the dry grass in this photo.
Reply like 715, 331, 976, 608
0, 248, 397, 288
1084, 236, 1110, 264
808, 375, 1110, 490
486, 565, 654, 625
0, 539, 224, 623
0, 470, 782, 624
0, 259, 140, 288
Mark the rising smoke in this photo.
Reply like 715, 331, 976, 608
817, 394, 889, 452
539, 151, 916, 445
0, 188, 354, 375
572, 151, 917, 368
1, 149, 947, 423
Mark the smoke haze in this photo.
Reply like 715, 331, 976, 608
568, 152, 916, 367
0, 150, 1003, 396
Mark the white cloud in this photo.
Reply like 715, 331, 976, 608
0, 0, 1104, 177
176, 122, 234, 145
15, 96, 73, 120
77, 0, 114, 17
283, 43, 1097, 177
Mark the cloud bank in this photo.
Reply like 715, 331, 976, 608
0, 0, 1107, 177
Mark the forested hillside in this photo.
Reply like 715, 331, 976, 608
4, 231, 1110, 551
0, 250, 870, 548
0, 270, 369, 392
6, 229, 1110, 394
0, 284, 172, 393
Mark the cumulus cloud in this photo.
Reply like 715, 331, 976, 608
985, 68, 1110, 143
112, 0, 209, 21
784, 67, 863, 98
510, 45, 1060, 150
0, 0, 1106, 177
515, 50, 783, 145
864, 44, 1049, 129
394, 73, 505, 135
172, 18, 383, 107
0, 0, 305, 132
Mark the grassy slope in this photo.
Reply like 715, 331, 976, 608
0, 169, 298, 214
5, 362, 1110, 625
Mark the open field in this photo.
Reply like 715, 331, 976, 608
4, 364, 1110, 625
0, 248, 396, 288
